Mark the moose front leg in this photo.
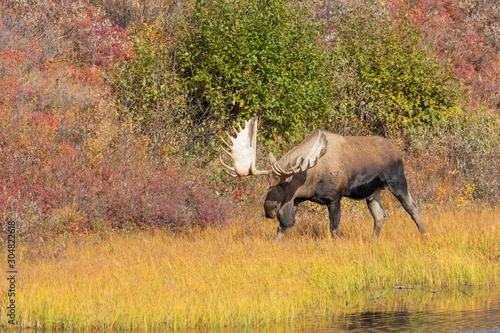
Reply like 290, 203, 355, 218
275, 200, 298, 241
327, 198, 342, 237
276, 225, 286, 242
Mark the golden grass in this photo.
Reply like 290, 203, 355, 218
1, 201, 500, 330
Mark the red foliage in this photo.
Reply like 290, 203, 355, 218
28, 112, 59, 129
94, 160, 230, 230
0, 0, 230, 238
386, 0, 500, 108
0, 117, 230, 236
1, 0, 132, 69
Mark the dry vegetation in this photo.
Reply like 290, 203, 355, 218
0, 0, 499, 330
2, 202, 499, 330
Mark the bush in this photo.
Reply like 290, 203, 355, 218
178, 0, 333, 144
0, 96, 231, 239
325, 3, 461, 134
111, 26, 190, 149
386, 0, 500, 110
1, 0, 131, 68
0, 1, 231, 240
112, 0, 464, 152
90, 0, 188, 31
0, 126, 230, 239
403, 112, 500, 205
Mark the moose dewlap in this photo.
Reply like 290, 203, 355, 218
220, 118, 426, 241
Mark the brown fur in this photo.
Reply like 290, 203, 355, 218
265, 130, 426, 240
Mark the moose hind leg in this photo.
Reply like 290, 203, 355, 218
367, 189, 386, 237
400, 193, 425, 235
389, 181, 426, 235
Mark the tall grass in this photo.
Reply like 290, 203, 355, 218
1, 202, 499, 330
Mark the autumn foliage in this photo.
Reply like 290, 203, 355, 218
386, 0, 500, 109
0, 0, 230, 239
0, 0, 499, 240
1, 2, 499, 331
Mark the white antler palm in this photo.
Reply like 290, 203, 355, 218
220, 118, 269, 177
270, 130, 327, 178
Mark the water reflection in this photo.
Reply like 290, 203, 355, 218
334, 307, 500, 332
301, 293, 500, 333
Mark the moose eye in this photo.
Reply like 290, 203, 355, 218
279, 181, 287, 189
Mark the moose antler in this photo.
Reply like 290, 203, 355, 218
220, 118, 270, 177
270, 130, 327, 178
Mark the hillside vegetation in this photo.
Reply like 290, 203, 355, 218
1, 0, 499, 238
1, 0, 500, 330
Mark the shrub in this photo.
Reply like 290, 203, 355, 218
91, 0, 188, 31
0, 98, 231, 239
386, 0, 500, 110
91, 157, 231, 231
111, 27, 190, 149
112, 0, 466, 153
178, 0, 333, 145
402, 112, 500, 205
1, 0, 131, 69
325, 3, 461, 134
0, 1, 231, 240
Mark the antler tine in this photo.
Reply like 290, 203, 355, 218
250, 166, 271, 176
308, 154, 320, 169
219, 132, 236, 173
278, 164, 287, 176
218, 118, 270, 177
289, 161, 300, 174
272, 163, 287, 177
223, 169, 238, 178
219, 154, 235, 172
271, 164, 280, 176
221, 147, 235, 159
221, 136, 232, 148
222, 170, 238, 178
304, 156, 318, 171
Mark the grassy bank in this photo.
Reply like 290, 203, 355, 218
1, 202, 499, 330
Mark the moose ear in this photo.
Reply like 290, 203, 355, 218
268, 152, 277, 165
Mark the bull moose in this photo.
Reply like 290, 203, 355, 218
220, 118, 426, 240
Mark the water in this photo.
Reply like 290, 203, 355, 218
307, 307, 500, 332
299, 291, 500, 333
